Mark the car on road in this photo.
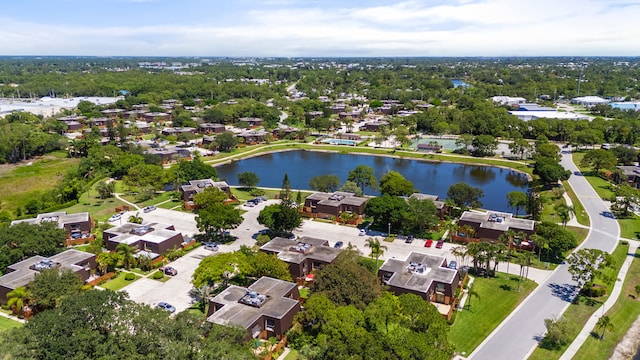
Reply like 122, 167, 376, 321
334, 241, 344, 249
602, 211, 616, 219
436, 240, 444, 249
108, 213, 123, 222
405, 235, 414, 244
157, 302, 176, 313
160, 266, 178, 276
359, 229, 366, 236
204, 242, 218, 251
143, 205, 157, 213
448, 260, 457, 269
425, 239, 433, 247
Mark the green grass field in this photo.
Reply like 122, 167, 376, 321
449, 274, 537, 356
529, 242, 630, 360
101, 272, 141, 291
618, 215, 640, 240
573, 248, 640, 359
562, 180, 590, 226
0, 316, 22, 332
0, 151, 80, 213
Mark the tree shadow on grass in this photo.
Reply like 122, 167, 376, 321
547, 282, 577, 302
499, 284, 513, 291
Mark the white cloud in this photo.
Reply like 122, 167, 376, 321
0, 0, 639, 56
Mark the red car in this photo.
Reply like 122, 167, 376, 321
436, 240, 444, 249
424, 239, 433, 247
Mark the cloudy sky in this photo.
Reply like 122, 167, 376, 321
1, 0, 639, 56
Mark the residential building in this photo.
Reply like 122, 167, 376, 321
260, 237, 342, 280
161, 127, 196, 136
617, 165, 640, 188
101, 109, 125, 118
364, 121, 389, 131
206, 276, 301, 340
144, 112, 171, 123
180, 179, 231, 201
103, 222, 185, 255
237, 130, 268, 144
238, 117, 264, 127
455, 211, 535, 244
0, 249, 96, 304
11, 211, 93, 240
302, 191, 368, 219
378, 252, 461, 319
199, 123, 226, 134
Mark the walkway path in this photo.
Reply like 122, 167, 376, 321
0, 310, 25, 324
469, 148, 620, 360
560, 240, 639, 359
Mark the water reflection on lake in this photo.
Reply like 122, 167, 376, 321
215, 150, 528, 212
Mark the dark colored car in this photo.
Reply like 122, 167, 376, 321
161, 266, 178, 276
157, 302, 176, 313
334, 241, 344, 249
405, 235, 414, 244
436, 240, 444, 249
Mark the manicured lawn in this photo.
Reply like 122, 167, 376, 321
0, 151, 80, 213
449, 274, 537, 356
573, 248, 640, 360
101, 272, 141, 291
618, 215, 640, 240
572, 152, 615, 200
283, 349, 299, 360
540, 188, 568, 224
0, 316, 22, 332
529, 242, 629, 360
563, 180, 590, 226
230, 187, 314, 201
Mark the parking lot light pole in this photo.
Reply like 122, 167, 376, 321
388, 222, 391, 236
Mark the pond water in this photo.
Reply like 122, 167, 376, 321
215, 150, 528, 212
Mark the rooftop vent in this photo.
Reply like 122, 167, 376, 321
130, 226, 154, 236
29, 259, 60, 272
290, 242, 313, 254
328, 194, 345, 201
239, 291, 269, 308
407, 262, 430, 275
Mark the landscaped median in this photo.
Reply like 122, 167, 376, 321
448, 273, 537, 356
100, 271, 142, 291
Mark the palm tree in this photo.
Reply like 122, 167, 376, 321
96, 252, 119, 274
7, 287, 29, 315
190, 284, 213, 315
128, 212, 143, 224
596, 315, 614, 340
365, 237, 387, 269
116, 243, 136, 270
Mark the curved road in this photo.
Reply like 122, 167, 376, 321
470, 149, 620, 360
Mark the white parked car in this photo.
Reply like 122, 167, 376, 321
108, 213, 123, 222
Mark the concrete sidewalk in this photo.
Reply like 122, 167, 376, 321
559, 240, 639, 359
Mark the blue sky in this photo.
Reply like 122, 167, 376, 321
1, 0, 639, 56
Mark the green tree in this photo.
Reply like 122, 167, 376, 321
509, 138, 532, 159
313, 250, 382, 310
347, 165, 378, 193
96, 180, 115, 199
596, 315, 614, 340
171, 156, 218, 185
541, 317, 573, 350
614, 184, 638, 217
580, 149, 617, 175
536, 222, 578, 257
555, 203, 573, 227
612, 146, 638, 165
6, 286, 29, 315
309, 174, 341, 193
567, 248, 613, 292
123, 163, 164, 191
28, 268, 83, 311
116, 243, 136, 270
196, 203, 243, 242
403, 197, 438, 235
237, 171, 260, 189
213, 132, 238, 151
379, 171, 415, 196
189, 284, 213, 315
447, 182, 484, 209
506, 191, 528, 216
192, 252, 245, 288
96, 251, 119, 274
364, 195, 408, 231
0, 222, 66, 274
193, 186, 228, 208
338, 180, 364, 196
364, 237, 387, 269
534, 158, 571, 188
472, 134, 498, 157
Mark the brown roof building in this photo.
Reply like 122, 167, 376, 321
0, 249, 96, 304
378, 252, 460, 319
103, 222, 184, 255
303, 191, 368, 219
455, 211, 535, 243
11, 211, 93, 237
180, 179, 231, 202
260, 237, 342, 280
206, 277, 301, 340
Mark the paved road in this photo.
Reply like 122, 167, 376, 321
469, 149, 620, 360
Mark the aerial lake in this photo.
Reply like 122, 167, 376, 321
215, 150, 529, 212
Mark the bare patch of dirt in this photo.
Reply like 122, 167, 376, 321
610, 314, 640, 360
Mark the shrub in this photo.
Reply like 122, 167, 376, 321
250, 188, 266, 197
152, 271, 164, 280
124, 273, 135, 281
